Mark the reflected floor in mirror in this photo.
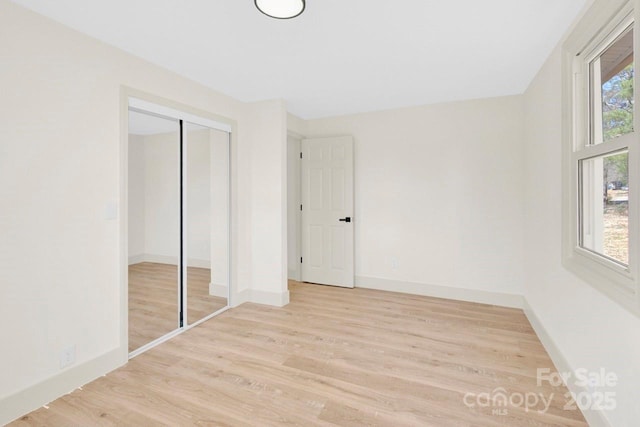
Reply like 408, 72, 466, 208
128, 262, 227, 352
187, 265, 228, 325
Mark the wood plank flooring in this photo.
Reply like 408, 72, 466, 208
128, 262, 227, 352
185, 265, 227, 326
13, 281, 586, 426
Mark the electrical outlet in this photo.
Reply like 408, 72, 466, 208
59, 345, 76, 369
391, 258, 399, 270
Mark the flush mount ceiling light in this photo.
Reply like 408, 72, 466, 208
255, 0, 305, 19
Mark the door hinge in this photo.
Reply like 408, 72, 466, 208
300, 257, 303, 263
300, 152, 303, 159
300, 204, 303, 211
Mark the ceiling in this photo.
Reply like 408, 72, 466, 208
12, 0, 589, 119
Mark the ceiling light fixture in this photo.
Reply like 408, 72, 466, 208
255, 0, 305, 19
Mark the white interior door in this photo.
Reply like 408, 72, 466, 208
301, 136, 354, 287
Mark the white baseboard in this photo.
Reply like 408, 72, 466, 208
209, 282, 228, 298
128, 254, 210, 268
185, 258, 210, 269
249, 289, 290, 307
128, 254, 145, 265
523, 301, 611, 427
231, 289, 250, 307
0, 348, 123, 426
355, 276, 524, 309
129, 253, 176, 266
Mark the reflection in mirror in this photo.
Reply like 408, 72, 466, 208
128, 109, 181, 352
185, 123, 229, 325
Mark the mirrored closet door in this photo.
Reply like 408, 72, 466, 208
185, 123, 229, 325
128, 110, 181, 353
127, 102, 230, 355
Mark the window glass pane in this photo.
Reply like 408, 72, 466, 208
590, 27, 634, 145
580, 151, 629, 265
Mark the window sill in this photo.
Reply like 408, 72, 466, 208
563, 248, 640, 317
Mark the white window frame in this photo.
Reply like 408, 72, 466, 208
562, 0, 640, 317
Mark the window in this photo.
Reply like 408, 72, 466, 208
563, 1, 640, 316
589, 27, 634, 145
579, 150, 629, 265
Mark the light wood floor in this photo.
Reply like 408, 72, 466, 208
128, 262, 227, 352
14, 282, 586, 426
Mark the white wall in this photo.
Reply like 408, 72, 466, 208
143, 131, 181, 261
185, 128, 212, 267
245, 100, 290, 306
128, 128, 225, 269
305, 97, 526, 304
523, 44, 640, 426
0, 2, 287, 423
209, 128, 230, 291
287, 113, 308, 136
128, 134, 146, 258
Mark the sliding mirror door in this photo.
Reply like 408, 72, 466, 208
128, 109, 181, 353
127, 98, 232, 356
185, 123, 229, 325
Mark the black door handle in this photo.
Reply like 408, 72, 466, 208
338, 217, 351, 223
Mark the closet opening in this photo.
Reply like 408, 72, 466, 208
126, 97, 231, 357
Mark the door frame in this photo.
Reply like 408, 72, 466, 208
119, 87, 236, 361
287, 134, 303, 281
